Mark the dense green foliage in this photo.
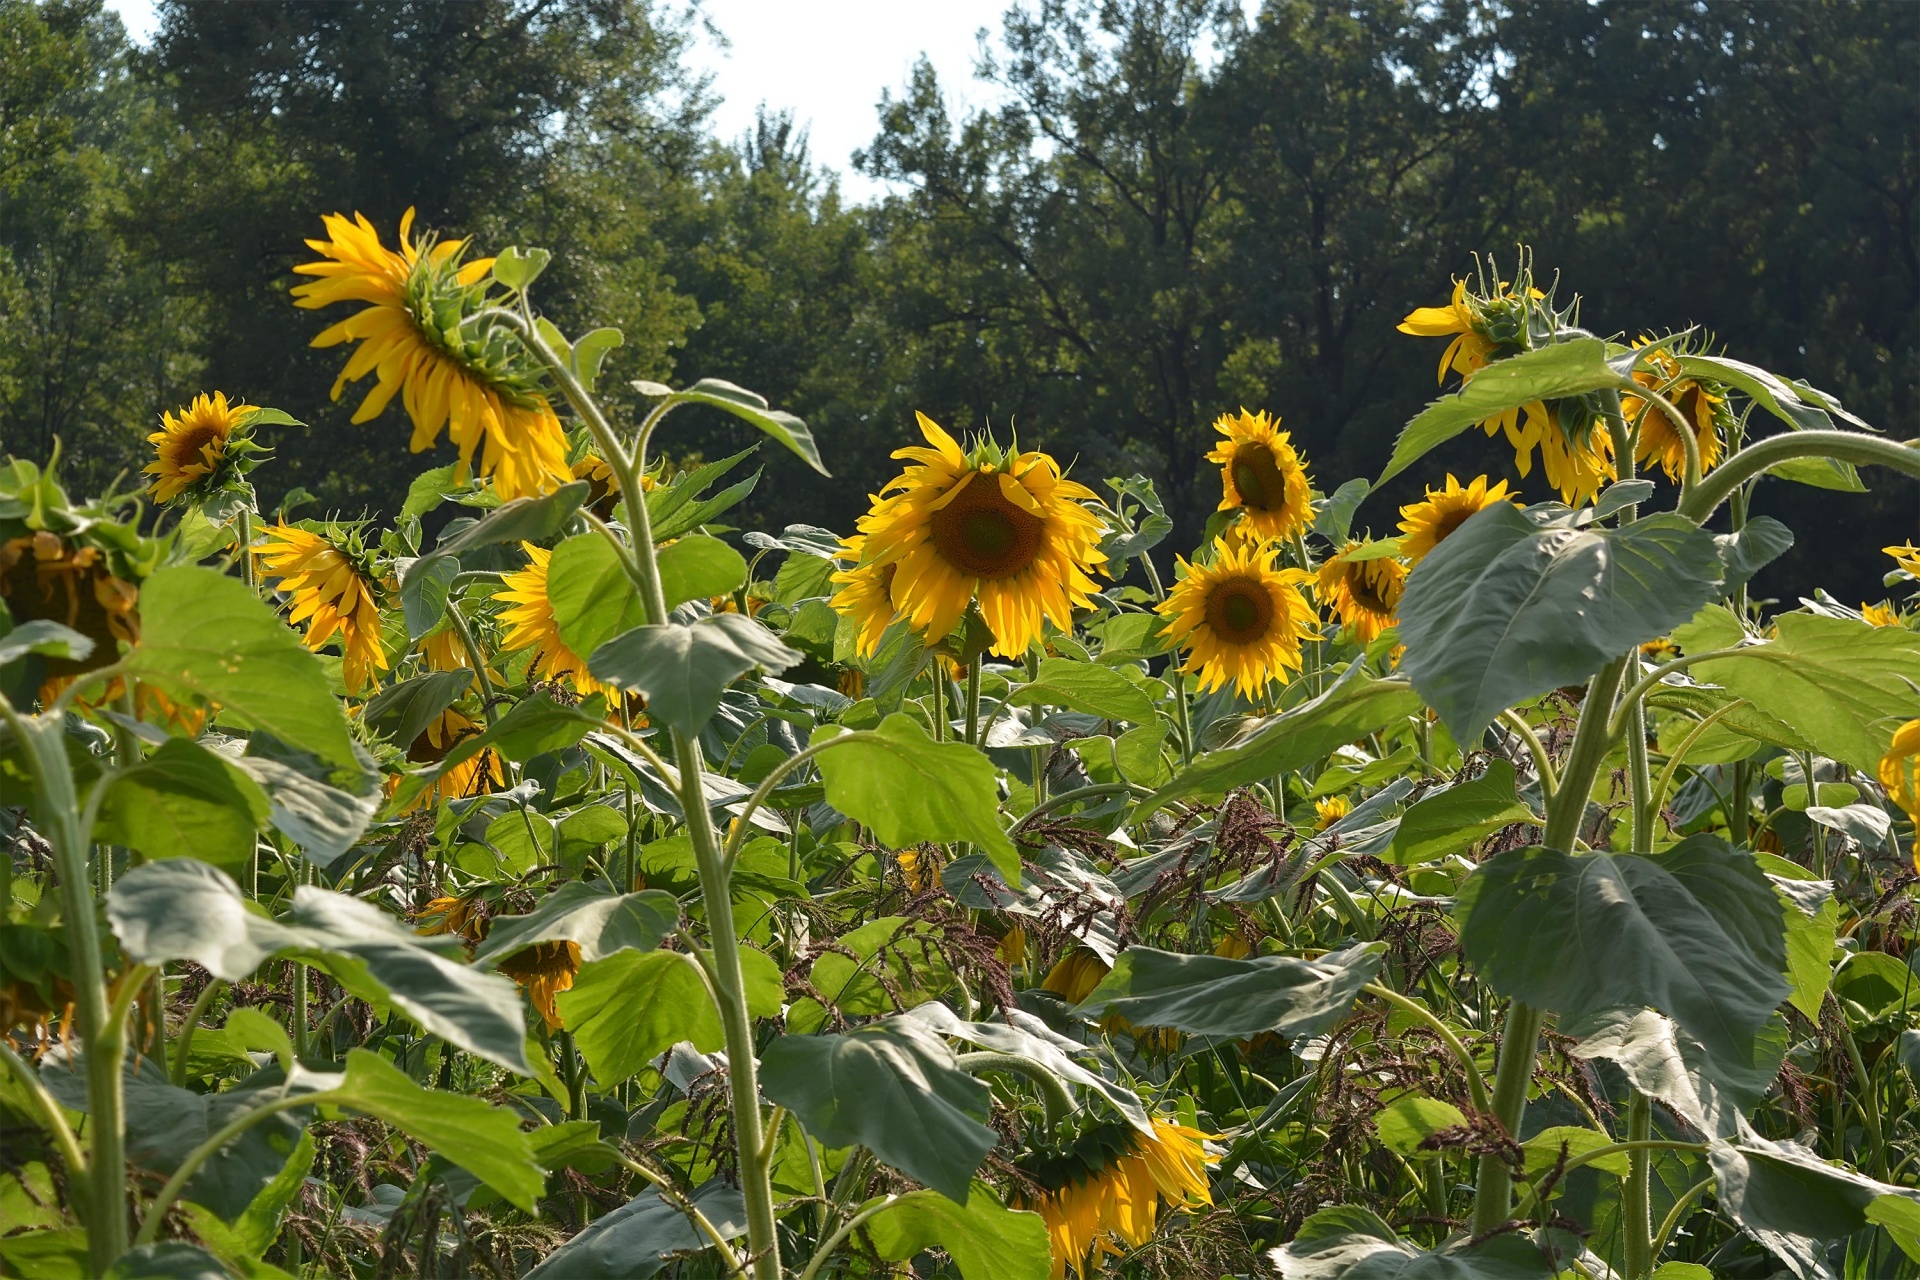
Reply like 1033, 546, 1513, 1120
2, 0, 1913, 600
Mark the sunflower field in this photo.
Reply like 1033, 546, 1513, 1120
2, 212, 1920, 1280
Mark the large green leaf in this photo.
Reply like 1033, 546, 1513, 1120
1398, 506, 1723, 743
657, 535, 748, 612
643, 447, 762, 542
545, 534, 649, 658
865, 1185, 1050, 1280
1007, 656, 1156, 724
126, 566, 355, 769
522, 1183, 746, 1279
1074, 942, 1383, 1041
1384, 759, 1536, 866
1708, 1133, 1917, 1280
94, 738, 269, 874
556, 950, 720, 1082
759, 1020, 995, 1203
1456, 836, 1788, 1064
589, 614, 801, 736
902, 1002, 1149, 1133
1272, 1205, 1559, 1278
1690, 613, 1920, 772
0, 620, 93, 665
674, 378, 828, 475
229, 754, 380, 872
323, 1049, 544, 1212
103, 1243, 236, 1279
107, 859, 532, 1075
401, 480, 589, 620
1677, 354, 1872, 433
472, 882, 678, 968
1136, 665, 1422, 819
812, 714, 1019, 883
361, 670, 473, 751
1569, 1008, 1786, 1140
1376, 338, 1624, 487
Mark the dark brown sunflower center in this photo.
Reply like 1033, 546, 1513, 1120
168, 423, 224, 467
931, 476, 1045, 579
1433, 508, 1474, 543
1205, 576, 1274, 644
1231, 443, 1287, 512
1347, 566, 1396, 614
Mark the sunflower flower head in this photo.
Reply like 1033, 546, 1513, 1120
253, 522, 389, 694
1886, 543, 1920, 579
1014, 1116, 1215, 1278
1863, 601, 1903, 629
1314, 795, 1351, 830
495, 541, 605, 696
292, 209, 570, 500
829, 534, 905, 658
390, 706, 500, 814
499, 941, 583, 1033
1622, 341, 1731, 482
1880, 720, 1920, 871
896, 845, 942, 894
144, 392, 273, 504
1397, 271, 1548, 385
854, 414, 1107, 659
1395, 474, 1518, 564
1205, 409, 1314, 542
1317, 544, 1407, 648
1156, 536, 1317, 700
0, 531, 141, 681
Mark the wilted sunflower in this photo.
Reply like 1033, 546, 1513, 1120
392, 707, 500, 813
144, 391, 259, 503
1880, 719, 1920, 868
1014, 1117, 1214, 1279
292, 209, 570, 500
1534, 402, 1617, 507
495, 541, 605, 696
1317, 545, 1407, 647
254, 524, 389, 694
1396, 474, 1517, 564
0, 531, 140, 680
1886, 542, 1920, 578
499, 942, 583, 1032
829, 535, 902, 657
855, 414, 1106, 658
1156, 537, 1317, 700
1622, 344, 1728, 481
1205, 409, 1314, 542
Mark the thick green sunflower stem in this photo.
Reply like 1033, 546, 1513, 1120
1470, 655, 1630, 1235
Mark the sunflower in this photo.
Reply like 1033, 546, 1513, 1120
419, 893, 488, 946
143, 392, 258, 503
1864, 602, 1902, 628
1041, 949, 1110, 1005
572, 451, 653, 519
292, 209, 570, 500
254, 524, 388, 694
829, 535, 902, 657
854, 414, 1106, 659
0, 531, 140, 680
1317, 545, 1407, 648
1622, 344, 1728, 481
1887, 543, 1920, 578
1314, 795, 1350, 830
1396, 474, 1517, 564
499, 942, 583, 1032
1205, 410, 1314, 542
495, 541, 605, 696
392, 707, 500, 813
896, 845, 942, 894
1014, 1117, 1214, 1279
1155, 537, 1318, 700
1397, 279, 1500, 384
1640, 636, 1681, 662
1880, 720, 1920, 869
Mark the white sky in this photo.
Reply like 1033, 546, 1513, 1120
106, 0, 1014, 202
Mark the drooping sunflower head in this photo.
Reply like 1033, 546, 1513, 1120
1623, 342, 1730, 482
292, 209, 570, 500
391, 706, 500, 814
499, 941, 583, 1033
1886, 542, 1920, 579
253, 522, 389, 694
1040, 949, 1111, 1006
1205, 409, 1314, 542
856, 414, 1107, 659
144, 391, 266, 504
1014, 1116, 1214, 1278
494, 541, 604, 696
1156, 536, 1318, 700
0, 531, 141, 680
1316, 544, 1407, 648
1395, 474, 1518, 564
571, 450, 655, 519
